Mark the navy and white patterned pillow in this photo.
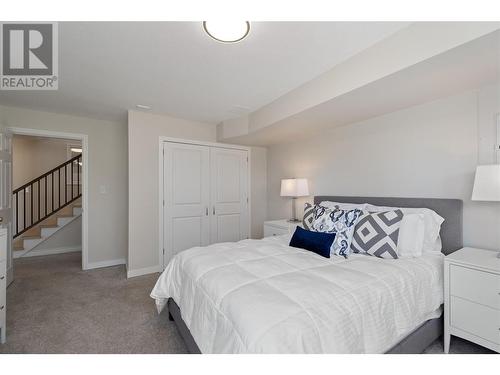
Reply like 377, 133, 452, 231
351, 210, 404, 259
312, 206, 362, 257
302, 203, 315, 231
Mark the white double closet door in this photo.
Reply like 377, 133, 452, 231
163, 141, 249, 267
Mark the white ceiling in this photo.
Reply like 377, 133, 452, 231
0, 22, 409, 123
229, 30, 500, 145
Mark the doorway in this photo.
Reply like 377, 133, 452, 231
12, 134, 83, 262
6, 128, 88, 282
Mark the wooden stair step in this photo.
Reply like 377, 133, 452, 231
41, 218, 58, 226
13, 241, 24, 251
22, 235, 42, 240
40, 224, 58, 229
23, 226, 41, 237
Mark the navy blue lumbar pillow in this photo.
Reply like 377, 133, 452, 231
289, 226, 336, 258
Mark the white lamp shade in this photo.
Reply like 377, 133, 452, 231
471, 165, 500, 201
280, 178, 309, 197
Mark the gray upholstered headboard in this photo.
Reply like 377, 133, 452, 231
313, 196, 463, 255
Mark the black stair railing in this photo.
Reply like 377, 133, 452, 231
13, 154, 82, 238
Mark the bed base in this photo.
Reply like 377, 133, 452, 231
167, 298, 202, 354
386, 314, 443, 354
167, 298, 443, 354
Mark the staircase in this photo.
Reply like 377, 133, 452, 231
12, 154, 82, 258
13, 199, 82, 258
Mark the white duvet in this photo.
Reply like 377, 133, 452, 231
151, 235, 444, 353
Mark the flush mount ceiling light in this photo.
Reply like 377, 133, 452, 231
203, 21, 250, 43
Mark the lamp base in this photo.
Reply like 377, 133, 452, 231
287, 197, 302, 224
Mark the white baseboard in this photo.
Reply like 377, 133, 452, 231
86, 258, 126, 270
15, 246, 82, 259
126, 264, 160, 278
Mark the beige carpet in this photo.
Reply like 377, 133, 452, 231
0, 252, 188, 354
0, 252, 493, 354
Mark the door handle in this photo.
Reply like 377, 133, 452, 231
205, 207, 208, 216
213, 206, 216, 215
0, 217, 3, 223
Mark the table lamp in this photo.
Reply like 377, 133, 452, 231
280, 178, 309, 223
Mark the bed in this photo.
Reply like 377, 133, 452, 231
151, 196, 463, 353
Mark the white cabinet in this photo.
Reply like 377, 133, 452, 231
162, 141, 249, 268
263, 220, 302, 238
0, 228, 6, 344
444, 247, 500, 353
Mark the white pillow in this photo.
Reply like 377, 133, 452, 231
425, 235, 443, 255
396, 213, 425, 258
365, 204, 444, 255
320, 201, 367, 211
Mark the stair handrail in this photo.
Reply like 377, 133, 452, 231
13, 154, 82, 238
13, 154, 82, 194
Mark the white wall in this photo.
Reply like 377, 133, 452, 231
0, 105, 128, 267
267, 86, 500, 251
12, 136, 36, 189
250, 146, 267, 239
478, 84, 500, 164
12, 135, 81, 189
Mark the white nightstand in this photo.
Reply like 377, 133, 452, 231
444, 247, 500, 353
263, 220, 302, 238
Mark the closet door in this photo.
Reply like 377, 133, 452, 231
163, 142, 210, 264
210, 148, 249, 243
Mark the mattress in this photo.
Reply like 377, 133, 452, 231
151, 235, 444, 353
